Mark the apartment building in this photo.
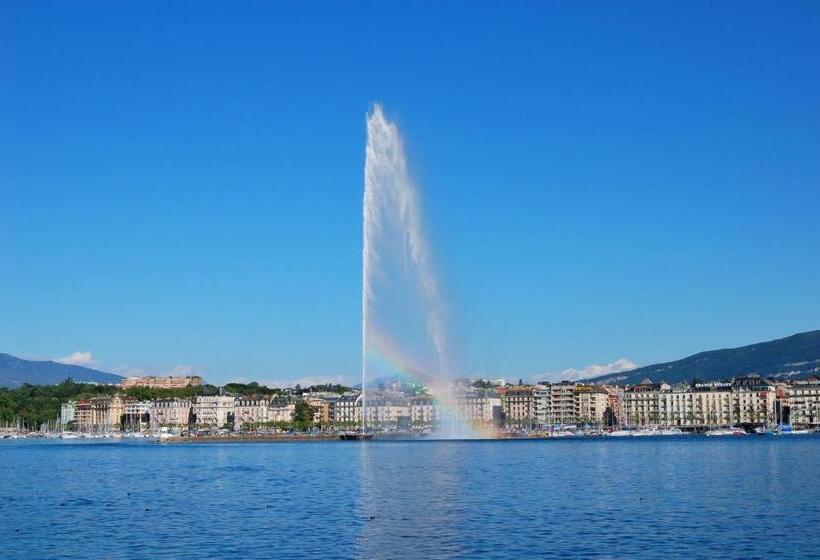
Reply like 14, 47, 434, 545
503, 386, 533, 429
532, 385, 551, 427
550, 382, 577, 426
235, 397, 271, 429
334, 393, 361, 426
575, 385, 609, 425
625, 377, 775, 428
788, 379, 820, 426
193, 396, 236, 428
150, 398, 192, 429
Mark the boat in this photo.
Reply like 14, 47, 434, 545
631, 428, 664, 437
659, 427, 684, 436
773, 424, 812, 435
339, 432, 373, 441
549, 430, 574, 438
607, 429, 632, 437
705, 427, 746, 436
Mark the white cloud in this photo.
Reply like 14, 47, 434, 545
56, 351, 98, 367
534, 358, 637, 383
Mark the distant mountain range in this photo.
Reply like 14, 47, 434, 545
588, 330, 820, 386
3, 329, 818, 389
0, 353, 122, 388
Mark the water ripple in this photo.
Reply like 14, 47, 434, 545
1, 438, 820, 559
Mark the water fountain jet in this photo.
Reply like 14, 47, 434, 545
362, 104, 483, 439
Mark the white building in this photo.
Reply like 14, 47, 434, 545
193, 396, 236, 428
123, 401, 151, 432
624, 377, 776, 428
268, 398, 296, 424
60, 401, 77, 427
334, 393, 362, 427
532, 385, 551, 427
234, 397, 271, 429
550, 382, 577, 426
788, 379, 820, 426
365, 398, 411, 430
150, 399, 192, 429
410, 397, 438, 427
575, 385, 609, 425
456, 389, 501, 425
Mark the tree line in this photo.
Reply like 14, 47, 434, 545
0, 379, 353, 428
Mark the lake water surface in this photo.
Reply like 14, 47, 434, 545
2, 436, 820, 559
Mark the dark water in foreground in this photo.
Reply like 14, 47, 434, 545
2, 436, 820, 559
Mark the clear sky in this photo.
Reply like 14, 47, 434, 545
1, 1, 818, 386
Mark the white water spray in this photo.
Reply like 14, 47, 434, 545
362, 105, 475, 438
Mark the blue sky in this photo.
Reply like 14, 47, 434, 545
1, 1, 818, 386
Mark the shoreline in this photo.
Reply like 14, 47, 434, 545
162, 432, 561, 443
163, 433, 343, 443
161, 432, 645, 444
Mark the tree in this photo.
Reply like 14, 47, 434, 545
224, 412, 235, 431
293, 401, 314, 431
603, 407, 618, 427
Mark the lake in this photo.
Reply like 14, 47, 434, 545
2, 436, 819, 559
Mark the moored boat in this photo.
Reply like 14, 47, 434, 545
339, 432, 373, 441
705, 427, 746, 436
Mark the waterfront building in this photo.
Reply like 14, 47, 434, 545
123, 401, 151, 432
235, 397, 271, 429
193, 396, 236, 429
628, 380, 732, 428
602, 385, 624, 426
624, 381, 669, 427
657, 383, 696, 427
731, 376, 775, 425
574, 384, 609, 425
150, 398, 192, 429
365, 397, 412, 430
503, 386, 533, 429
121, 375, 203, 389
334, 393, 362, 427
788, 379, 820, 426
60, 401, 77, 428
268, 398, 296, 424
88, 395, 126, 432
550, 382, 577, 427
692, 382, 734, 427
456, 388, 501, 425
410, 397, 437, 427
532, 385, 551, 427
75, 400, 93, 432
625, 377, 775, 429
305, 393, 339, 427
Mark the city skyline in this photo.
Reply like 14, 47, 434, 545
2, 2, 819, 386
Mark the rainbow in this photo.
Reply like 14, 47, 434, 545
365, 328, 499, 439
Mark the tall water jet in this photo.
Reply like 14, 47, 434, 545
362, 104, 477, 439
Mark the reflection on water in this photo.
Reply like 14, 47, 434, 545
358, 442, 471, 558
2, 438, 820, 559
